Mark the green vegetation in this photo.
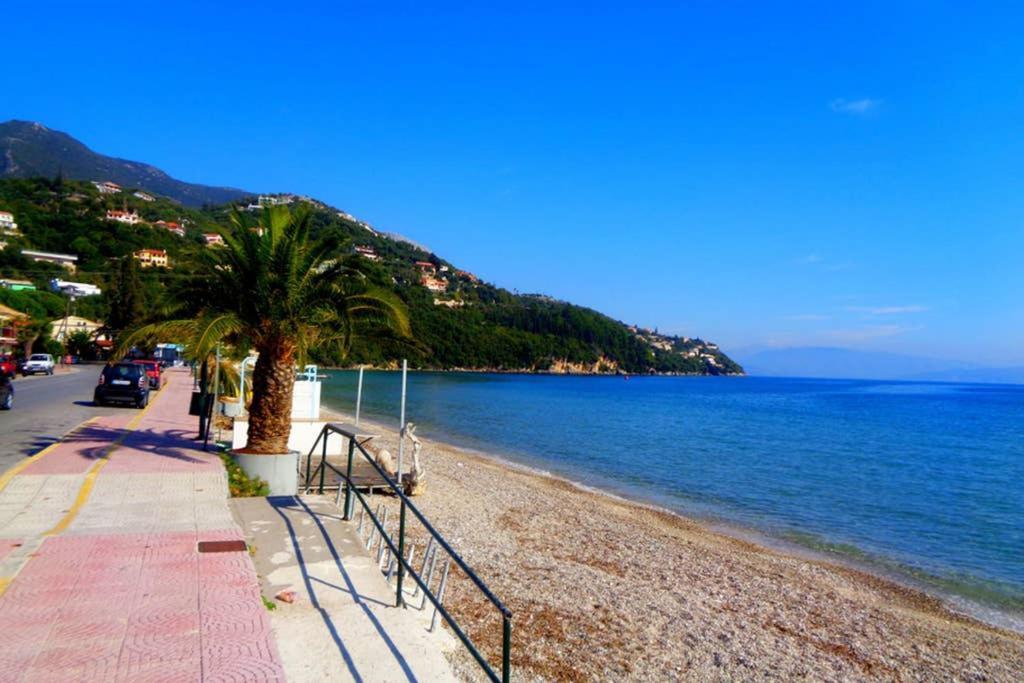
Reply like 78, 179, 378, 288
219, 452, 270, 497
122, 206, 411, 454
0, 176, 743, 374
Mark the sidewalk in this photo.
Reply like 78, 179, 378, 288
0, 369, 285, 682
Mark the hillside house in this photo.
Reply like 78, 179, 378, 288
0, 211, 18, 235
134, 249, 169, 269
421, 275, 447, 292
50, 315, 104, 343
23, 250, 77, 272
203, 233, 225, 247
354, 246, 379, 260
133, 191, 155, 202
414, 261, 436, 271
93, 181, 122, 194
0, 303, 28, 353
154, 220, 186, 237
106, 209, 142, 225
0, 279, 35, 291
456, 270, 479, 283
50, 279, 101, 297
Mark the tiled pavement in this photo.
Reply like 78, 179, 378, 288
0, 369, 285, 682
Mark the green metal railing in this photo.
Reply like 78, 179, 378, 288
304, 423, 512, 683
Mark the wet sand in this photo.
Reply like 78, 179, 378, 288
321, 407, 1024, 681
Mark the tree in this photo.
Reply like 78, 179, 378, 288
17, 318, 50, 357
64, 330, 94, 358
122, 206, 410, 454
106, 256, 144, 335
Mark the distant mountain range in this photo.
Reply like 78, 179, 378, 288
736, 346, 1024, 385
0, 120, 250, 207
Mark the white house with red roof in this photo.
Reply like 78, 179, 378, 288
106, 209, 142, 225
93, 181, 122, 194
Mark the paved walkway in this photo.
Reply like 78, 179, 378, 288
232, 496, 458, 682
0, 369, 285, 682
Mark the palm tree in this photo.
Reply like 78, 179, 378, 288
121, 205, 410, 454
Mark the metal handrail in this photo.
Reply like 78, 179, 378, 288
304, 423, 512, 683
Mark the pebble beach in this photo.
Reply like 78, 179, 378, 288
321, 406, 1024, 681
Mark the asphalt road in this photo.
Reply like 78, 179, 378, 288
0, 367, 127, 474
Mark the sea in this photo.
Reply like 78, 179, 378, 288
320, 371, 1024, 630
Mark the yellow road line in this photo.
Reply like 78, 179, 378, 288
0, 416, 100, 494
43, 382, 165, 537
0, 378, 175, 596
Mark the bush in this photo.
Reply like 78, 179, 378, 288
219, 452, 270, 497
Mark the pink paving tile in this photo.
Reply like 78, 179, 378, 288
22, 639, 122, 682
20, 414, 137, 475
0, 652, 38, 682
0, 526, 282, 682
102, 377, 223, 475
0, 370, 284, 681
0, 539, 22, 563
114, 660, 203, 683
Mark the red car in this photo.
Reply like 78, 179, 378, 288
131, 359, 162, 390
0, 355, 16, 379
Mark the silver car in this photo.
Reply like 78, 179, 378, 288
22, 353, 54, 376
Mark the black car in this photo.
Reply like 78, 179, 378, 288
0, 375, 12, 410
94, 363, 150, 408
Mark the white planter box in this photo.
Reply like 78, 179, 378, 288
232, 418, 344, 457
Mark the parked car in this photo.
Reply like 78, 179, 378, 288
0, 375, 12, 410
22, 354, 54, 376
0, 355, 16, 379
132, 359, 162, 390
94, 363, 150, 408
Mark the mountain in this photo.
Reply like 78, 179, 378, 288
0, 121, 250, 207
736, 346, 1022, 384
0, 174, 743, 375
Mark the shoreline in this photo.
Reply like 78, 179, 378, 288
315, 403, 1019, 679
327, 403, 1023, 635
323, 365, 745, 377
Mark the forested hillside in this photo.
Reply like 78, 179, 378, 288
0, 176, 742, 374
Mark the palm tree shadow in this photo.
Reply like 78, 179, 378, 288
115, 426, 210, 463
33, 423, 209, 464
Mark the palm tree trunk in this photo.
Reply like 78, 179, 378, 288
243, 338, 296, 454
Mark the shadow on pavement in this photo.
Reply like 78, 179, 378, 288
269, 495, 418, 683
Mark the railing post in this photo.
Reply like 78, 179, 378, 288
318, 430, 327, 494
343, 437, 355, 520
305, 432, 317, 490
502, 615, 512, 683
396, 499, 406, 607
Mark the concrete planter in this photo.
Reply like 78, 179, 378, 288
233, 450, 300, 496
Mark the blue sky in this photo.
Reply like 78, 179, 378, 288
4, 2, 1023, 364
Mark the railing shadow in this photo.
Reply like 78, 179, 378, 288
269, 495, 418, 683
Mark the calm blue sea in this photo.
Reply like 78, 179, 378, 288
321, 372, 1024, 625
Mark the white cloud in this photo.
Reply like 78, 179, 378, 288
830, 98, 881, 115
823, 324, 922, 343
847, 305, 928, 315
